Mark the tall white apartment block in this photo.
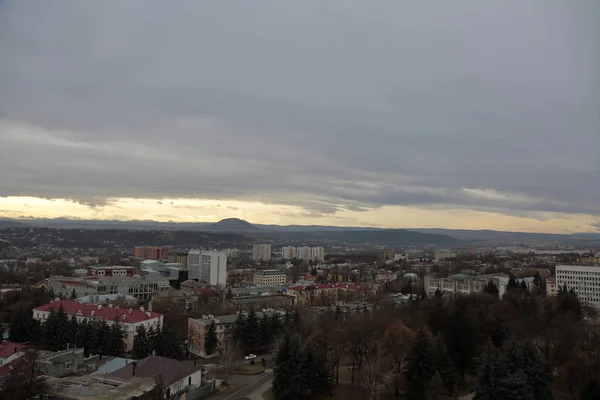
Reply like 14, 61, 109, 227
311, 247, 325, 262
200, 251, 227, 287
295, 246, 311, 261
187, 249, 201, 280
555, 265, 600, 308
282, 246, 296, 260
252, 244, 272, 261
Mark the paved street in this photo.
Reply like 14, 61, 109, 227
210, 372, 272, 400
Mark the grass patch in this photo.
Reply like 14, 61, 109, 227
235, 363, 265, 374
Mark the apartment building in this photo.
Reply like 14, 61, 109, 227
252, 244, 272, 261
200, 251, 227, 287
33, 300, 163, 351
434, 249, 457, 261
311, 247, 325, 262
88, 266, 139, 278
254, 269, 287, 286
555, 265, 600, 308
281, 246, 296, 260
134, 246, 171, 260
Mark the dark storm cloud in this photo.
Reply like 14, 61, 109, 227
0, 0, 598, 218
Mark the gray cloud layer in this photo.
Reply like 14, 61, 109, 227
0, 1, 598, 219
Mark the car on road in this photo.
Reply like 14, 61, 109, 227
244, 354, 257, 360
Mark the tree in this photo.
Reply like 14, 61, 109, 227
533, 272, 542, 288
0, 350, 46, 400
425, 373, 452, 400
132, 325, 153, 359
273, 333, 303, 400
487, 315, 510, 348
311, 268, 318, 276
218, 337, 239, 383
505, 340, 552, 400
445, 296, 481, 379
507, 274, 519, 290
382, 321, 414, 396
243, 309, 261, 350
474, 345, 505, 400
153, 325, 185, 360
106, 316, 126, 357
483, 281, 499, 297
8, 308, 34, 343
434, 335, 458, 396
204, 321, 218, 356
232, 313, 246, 344
225, 287, 233, 300
70, 288, 77, 300
405, 328, 436, 400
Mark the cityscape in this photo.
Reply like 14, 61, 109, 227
1, 1, 599, 400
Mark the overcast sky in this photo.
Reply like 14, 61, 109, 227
0, 1, 598, 232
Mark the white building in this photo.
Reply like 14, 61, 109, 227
252, 244, 272, 261
254, 270, 287, 286
187, 249, 202, 280
295, 246, 312, 261
199, 251, 227, 287
282, 246, 296, 260
311, 247, 325, 262
555, 265, 600, 308
434, 249, 456, 261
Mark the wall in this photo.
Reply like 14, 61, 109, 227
168, 369, 203, 396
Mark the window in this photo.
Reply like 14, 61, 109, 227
188, 377, 192, 386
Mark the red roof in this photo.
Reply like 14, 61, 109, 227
33, 300, 162, 324
0, 358, 20, 376
0, 342, 29, 359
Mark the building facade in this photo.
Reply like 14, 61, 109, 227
33, 300, 163, 351
281, 246, 296, 260
253, 270, 287, 286
252, 244, 272, 261
200, 251, 227, 287
555, 265, 600, 308
88, 266, 139, 278
48, 275, 172, 301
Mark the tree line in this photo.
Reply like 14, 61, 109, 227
267, 277, 599, 399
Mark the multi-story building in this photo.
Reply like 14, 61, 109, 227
199, 251, 227, 287
140, 260, 188, 289
434, 249, 456, 261
48, 275, 172, 301
33, 300, 163, 351
134, 246, 171, 260
252, 244, 272, 261
187, 249, 202, 280
424, 273, 534, 298
88, 266, 140, 278
281, 246, 296, 260
254, 270, 287, 286
554, 265, 600, 308
222, 248, 241, 259
295, 246, 311, 261
311, 247, 325, 262
167, 252, 188, 266
188, 310, 285, 358
378, 248, 394, 261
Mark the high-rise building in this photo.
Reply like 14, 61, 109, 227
200, 251, 227, 287
281, 246, 296, 260
295, 246, 311, 261
311, 247, 325, 262
555, 265, 600, 308
252, 244, 272, 261
187, 249, 202, 280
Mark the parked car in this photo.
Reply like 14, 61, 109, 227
244, 354, 257, 360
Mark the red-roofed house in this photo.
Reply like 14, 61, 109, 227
0, 342, 29, 367
33, 300, 163, 351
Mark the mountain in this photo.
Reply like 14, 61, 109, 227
205, 218, 263, 233
0, 219, 28, 228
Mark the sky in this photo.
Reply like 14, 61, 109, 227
0, 1, 598, 233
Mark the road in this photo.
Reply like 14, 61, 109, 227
211, 373, 272, 400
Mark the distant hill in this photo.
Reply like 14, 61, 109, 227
0, 219, 28, 228
205, 218, 263, 233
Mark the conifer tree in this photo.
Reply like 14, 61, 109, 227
259, 315, 271, 346
487, 315, 510, 348
107, 316, 126, 357
204, 320, 218, 356
232, 313, 246, 344
244, 309, 260, 351
434, 335, 458, 396
406, 328, 436, 400
132, 324, 152, 359
8, 308, 33, 343
273, 333, 303, 399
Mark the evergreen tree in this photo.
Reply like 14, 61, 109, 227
259, 315, 271, 346
132, 324, 152, 359
533, 272, 542, 288
8, 308, 33, 343
474, 345, 505, 400
406, 328, 436, 400
519, 280, 528, 290
580, 378, 600, 400
95, 320, 111, 355
244, 309, 261, 350
204, 321, 218, 356
225, 287, 233, 300
273, 333, 303, 400
487, 316, 510, 348
482, 281, 499, 297
434, 288, 443, 298
232, 313, 246, 344
425, 373, 452, 400
446, 296, 481, 379
107, 316, 126, 357
154, 325, 184, 360
434, 335, 458, 396
68, 315, 79, 348
70, 289, 77, 300
507, 274, 519, 290
505, 340, 552, 400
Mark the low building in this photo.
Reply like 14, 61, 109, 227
76, 294, 138, 307
38, 348, 85, 377
424, 273, 535, 298
42, 375, 156, 400
375, 271, 397, 282
88, 266, 140, 278
434, 249, 456, 261
253, 270, 287, 286
546, 278, 557, 296
0, 341, 29, 366
286, 283, 377, 304
106, 355, 203, 397
33, 300, 163, 351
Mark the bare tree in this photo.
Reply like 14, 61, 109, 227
361, 340, 396, 400
218, 337, 240, 383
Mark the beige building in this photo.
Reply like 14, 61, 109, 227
252, 244, 272, 261
253, 269, 287, 285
